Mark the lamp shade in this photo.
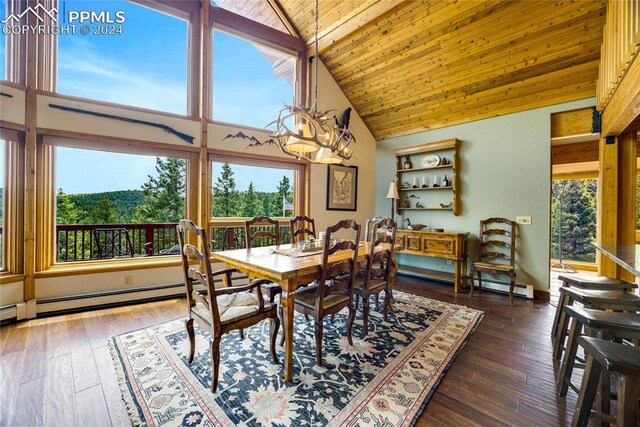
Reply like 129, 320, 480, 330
285, 123, 318, 153
315, 147, 342, 164
386, 182, 399, 199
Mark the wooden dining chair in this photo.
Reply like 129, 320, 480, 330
354, 217, 397, 336
245, 216, 281, 249
293, 219, 361, 366
289, 215, 316, 242
469, 217, 517, 304
177, 219, 280, 393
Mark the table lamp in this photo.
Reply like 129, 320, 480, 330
386, 181, 400, 222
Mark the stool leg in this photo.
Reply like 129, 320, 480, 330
557, 317, 582, 397
551, 291, 568, 338
554, 300, 574, 360
572, 355, 603, 427
616, 374, 639, 427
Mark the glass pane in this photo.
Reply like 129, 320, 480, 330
0, 139, 4, 268
551, 178, 597, 263
211, 161, 294, 218
55, 146, 186, 262
0, 0, 5, 80
211, 0, 291, 35
57, 1, 187, 114
212, 31, 295, 128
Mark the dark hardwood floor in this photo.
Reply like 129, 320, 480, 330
0, 276, 585, 426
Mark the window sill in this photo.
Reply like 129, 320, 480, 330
0, 273, 25, 285
36, 256, 183, 278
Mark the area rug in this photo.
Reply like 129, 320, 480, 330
110, 291, 483, 427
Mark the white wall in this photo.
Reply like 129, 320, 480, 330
375, 98, 596, 292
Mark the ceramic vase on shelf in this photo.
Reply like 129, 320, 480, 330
403, 155, 412, 170
443, 175, 449, 187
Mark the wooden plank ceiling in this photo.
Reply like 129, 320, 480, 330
228, 0, 608, 140
280, 0, 608, 139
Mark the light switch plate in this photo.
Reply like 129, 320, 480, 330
516, 216, 532, 225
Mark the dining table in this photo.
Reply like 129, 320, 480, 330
212, 241, 391, 381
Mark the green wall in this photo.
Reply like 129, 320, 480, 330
375, 98, 596, 292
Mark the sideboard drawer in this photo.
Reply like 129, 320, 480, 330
423, 237, 456, 257
405, 235, 421, 251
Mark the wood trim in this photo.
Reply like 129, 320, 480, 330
551, 140, 599, 165
0, 273, 25, 285
393, 138, 458, 156
207, 148, 307, 167
0, 80, 27, 90
550, 259, 598, 272
616, 129, 637, 282
37, 257, 183, 279
130, 0, 196, 17
550, 107, 595, 138
35, 90, 201, 122
597, 136, 618, 277
2, 131, 25, 276
0, 121, 25, 132
37, 128, 200, 155
210, 5, 305, 55
199, 0, 212, 233
601, 52, 640, 136
207, 119, 278, 134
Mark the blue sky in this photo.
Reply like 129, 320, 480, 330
0, 0, 295, 194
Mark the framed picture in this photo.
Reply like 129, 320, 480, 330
326, 164, 358, 211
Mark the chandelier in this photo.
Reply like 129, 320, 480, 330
267, 0, 356, 164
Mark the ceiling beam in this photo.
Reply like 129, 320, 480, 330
308, 0, 405, 54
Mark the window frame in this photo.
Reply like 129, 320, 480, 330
53, 0, 196, 117
0, 128, 25, 281
209, 5, 307, 125
38, 130, 199, 274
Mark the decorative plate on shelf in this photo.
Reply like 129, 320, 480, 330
420, 154, 441, 168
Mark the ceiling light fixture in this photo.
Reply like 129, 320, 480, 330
267, 0, 355, 164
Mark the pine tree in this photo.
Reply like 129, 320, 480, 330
241, 182, 261, 217
133, 158, 185, 223
56, 189, 81, 224
551, 179, 597, 262
270, 175, 293, 217
213, 163, 241, 217
88, 195, 117, 224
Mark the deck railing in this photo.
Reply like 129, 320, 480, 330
56, 223, 179, 262
54, 222, 292, 262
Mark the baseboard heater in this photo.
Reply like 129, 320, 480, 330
398, 269, 534, 299
0, 304, 18, 325
36, 275, 249, 318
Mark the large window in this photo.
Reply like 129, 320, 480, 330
212, 31, 295, 128
210, 159, 303, 251
0, 0, 6, 81
54, 145, 187, 262
0, 138, 5, 268
57, 1, 188, 114
551, 178, 597, 263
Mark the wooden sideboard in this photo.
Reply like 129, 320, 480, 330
395, 229, 469, 292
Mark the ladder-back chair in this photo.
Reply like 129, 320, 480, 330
177, 219, 280, 393
245, 216, 280, 249
294, 219, 361, 366
289, 215, 316, 242
469, 217, 517, 304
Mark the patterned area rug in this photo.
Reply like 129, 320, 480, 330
110, 291, 483, 427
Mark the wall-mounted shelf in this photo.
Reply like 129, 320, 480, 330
398, 207, 453, 211
399, 186, 453, 191
394, 138, 460, 215
396, 164, 453, 173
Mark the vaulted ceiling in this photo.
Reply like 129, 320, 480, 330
223, 0, 608, 140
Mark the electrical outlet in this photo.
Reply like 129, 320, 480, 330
124, 275, 133, 286
516, 216, 532, 225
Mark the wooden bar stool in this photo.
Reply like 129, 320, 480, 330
571, 336, 640, 427
553, 288, 640, 360
557, 307, 640, 397
551, 275, 636, 340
